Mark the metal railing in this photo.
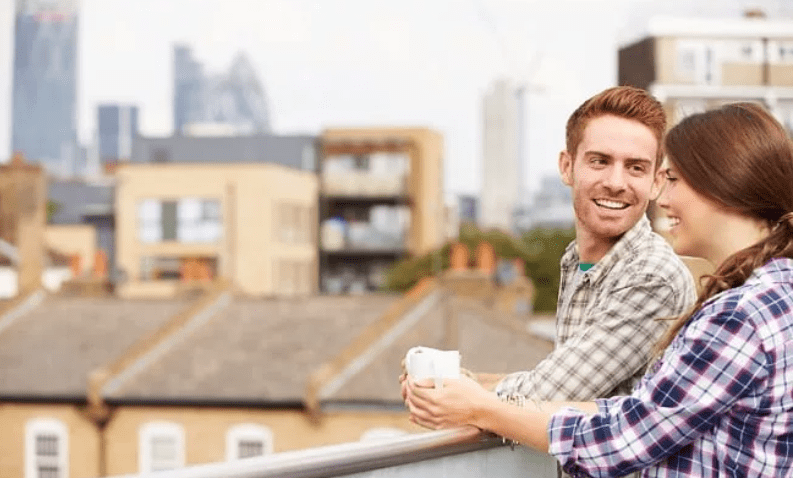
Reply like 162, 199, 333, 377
106, 426, 557, 478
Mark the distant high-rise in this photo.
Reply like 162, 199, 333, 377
98, 104, 139, 165
480, 79, 521, 232
173, 45, 272, 135
11, 0, 79, 176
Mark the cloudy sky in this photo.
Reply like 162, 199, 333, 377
0, 0, 790, 196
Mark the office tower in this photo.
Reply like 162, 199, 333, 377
97, 104, 139, 166
11, 0, 79, 176
173, 45, 272, 135
481, 79, 521, 231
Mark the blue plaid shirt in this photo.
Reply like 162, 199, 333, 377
549, 257, 793, 478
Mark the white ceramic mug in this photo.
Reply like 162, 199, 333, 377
405, 346, 460, 388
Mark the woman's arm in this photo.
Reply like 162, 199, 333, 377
406, 376, 597, 452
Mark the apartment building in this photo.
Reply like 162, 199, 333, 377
114, 162, 318, 298
619, 13, 793, 132
319, 128, 444, 293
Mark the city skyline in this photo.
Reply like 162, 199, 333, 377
0, 0, 791, 195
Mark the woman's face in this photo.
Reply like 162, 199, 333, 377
656, 164, 724, 260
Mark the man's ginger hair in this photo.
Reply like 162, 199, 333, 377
565, 86, 666, 168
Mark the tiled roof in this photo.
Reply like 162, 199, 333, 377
104, 295, 396, 402
320, 297, 554, 404
0, 297, 189, 397
0, 293, 554, 407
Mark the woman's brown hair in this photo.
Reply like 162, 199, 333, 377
654, 102, 793, 355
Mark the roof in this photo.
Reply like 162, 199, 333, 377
0, 293, 553, 407
103, 295, 395, 403
317, 296, 554, 405
0, 296, 189, 398
645, 15, 792, 39
130, 134, 317, 171
48, 179, 115, 224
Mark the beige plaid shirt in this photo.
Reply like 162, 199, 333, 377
496, 215, 696, 402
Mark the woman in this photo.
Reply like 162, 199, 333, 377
404, 103, 792, 477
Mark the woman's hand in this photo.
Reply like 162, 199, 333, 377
399, 359, 477, 402
405, 375, 498, 430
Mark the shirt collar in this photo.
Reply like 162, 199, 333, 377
562, 215, 653, 281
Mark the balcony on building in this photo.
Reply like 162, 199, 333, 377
318, 128, 444, 295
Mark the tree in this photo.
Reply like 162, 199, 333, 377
382, 224, 575, 313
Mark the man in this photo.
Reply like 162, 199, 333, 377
404, 86, 695, 409
486, 85, 696, 406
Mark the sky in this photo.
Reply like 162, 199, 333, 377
0, 0, 791, 197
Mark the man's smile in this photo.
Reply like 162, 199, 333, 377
593, 199, 630, 210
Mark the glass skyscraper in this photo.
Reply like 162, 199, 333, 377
11, 0, 79, 176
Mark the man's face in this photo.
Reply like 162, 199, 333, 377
559, 115, 662, 243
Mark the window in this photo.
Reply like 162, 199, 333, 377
676, 40, 720, 85
138, 199, 162, 243
731, 40, 763, 63
226, 424, 273, 461
139, 422, 184, 472
25, 418, 68, 478
353, 154, 370, 170
138, 198, 222, 244
770, 41, 794, 63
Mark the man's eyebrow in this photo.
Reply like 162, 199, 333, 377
583, 151, 653, 164
583, 150, 611, 158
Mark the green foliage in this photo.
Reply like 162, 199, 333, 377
520, 227, 576, 312
382, 243, 451, 292
381, 223, 576, 313
46, 200, 61, 222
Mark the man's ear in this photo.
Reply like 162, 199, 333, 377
559, 150, 573, 186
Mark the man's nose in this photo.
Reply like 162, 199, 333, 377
603, 165, 627, 192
